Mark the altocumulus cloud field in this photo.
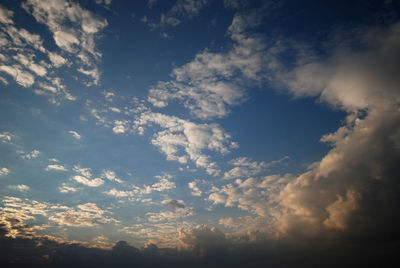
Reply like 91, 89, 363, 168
1, 0, 400, 267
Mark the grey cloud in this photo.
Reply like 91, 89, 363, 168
162, 199, 185, 209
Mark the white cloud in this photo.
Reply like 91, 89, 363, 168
103, 91, 115, 101
104, 173, 176, 198
71, 175, 104, 187
0, 65, 35, 87
8, 184, 30, 192
73, 165, 92, 178
47, 52, 67, 67
188, 181, 202, 196
49, 202, 116, 227
207, 174, 293, 217
101, 169, 123, 183
147, 209, 193, 223
20, 149, 40, 159
109, 107, 121, 113
68, 130, 81, 140
147, 12, 273, 119
0, 5, 14, 24
223, 156, 289, 179
0, 167, 10, 176
112, 120, 129, 134
134, 112, 234, 175
45, 164, 68, 171
59, 182, 77, 193
22, 0, 108, 86
0, 132, 12, 143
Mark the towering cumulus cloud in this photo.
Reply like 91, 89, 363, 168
270, 21, 400, 240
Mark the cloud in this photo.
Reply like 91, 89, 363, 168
143, 0, 208, 29
49, 203, 116, 227
8, 184, 30, 192
0, 132, 12, 143
112, 120, 129, 134
0, 4, 79, 103
59, 182, 78, 193
147, 11, 275, 119
71, 175, 104, 187
161, 199, 185, 209
68, 130, 81, 140
0, 65, 35, 87
223, 156, 289, 179
0, 4, 14, 24
254, 21, 400, 240
101, 170, 123, 183
20, 149, 40, 159
104, 173, 176, 198
208, 174, 293, 217
178, 224, 227, 254
134, 111, 235, 175
45, 164, 68, 171
146, 200, 194, 223
0, 167, 10, 176
188, 181, 202, 196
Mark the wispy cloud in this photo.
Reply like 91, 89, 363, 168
8, 184, 30, 192
45, 164, 68, 172
68, 130, 81, 140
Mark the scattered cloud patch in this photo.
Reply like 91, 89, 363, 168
188, 181, 202, 196
0, 167, 10, 176
20, 149, 40, 159
68, 130, 81, 140
45, 164, 68, 171
8, 184, 30, 192
59, 182, 78, 193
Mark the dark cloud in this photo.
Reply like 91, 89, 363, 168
162, 199, 185, 209
1, 223, 399, 268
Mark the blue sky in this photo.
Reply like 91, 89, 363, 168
1, 0, 400, 262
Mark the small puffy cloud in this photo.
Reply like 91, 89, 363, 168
73, 165, 92, 178
45, 164, 68, 171
103, 91, 115, 101
101, 170, 123, 183
188, 181, 202, 196
162, 199, 185, 209
223, 156, 289, 179
0, 5, 14, 24
0, 65, 35, 87
71, 175, 104, 187
20, 149, 40, 159
109, 107, 121, 113
104, 173, 176, 198
8, 184, 30, 192
47, 52, 67, 67
146, 207, 193, 223
59, 182, 78, 193
112, 120, 129, 134
68, 130, 81, 140
0, 132, 13, 143
0, 167, 10, 176
49, 203, 116, 227
134, 112, 234, 175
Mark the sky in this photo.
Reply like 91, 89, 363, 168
1, 0, 400, 267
